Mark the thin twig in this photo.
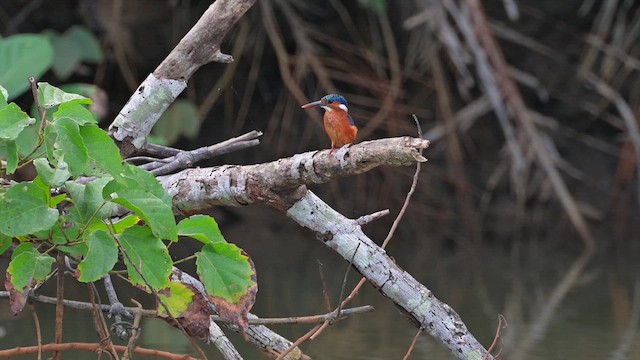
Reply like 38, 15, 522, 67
274, 324, 322, 360
52, 253, 65, 360
381, 115, 424, 249
122, 299, 143, 360
0, 342, 197, 359
103, 274, 133, 340
355, 209, 390, 225
483, 314, 508, 360
28, 76, 45, 126
87, 283, 120, 360
0, 291, 373, 325
402, 327, 424, 360
310, 243, 361, 341
317, 261, 333, 311
29, 303, 43, 360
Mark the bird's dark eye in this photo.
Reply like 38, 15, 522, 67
327, 100, 333, 103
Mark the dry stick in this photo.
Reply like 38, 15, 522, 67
87, 283, 120, 360
232, 29, 265, 134
381, 116, 423, 249
482, 314, 508, 360
274, 324, 322, 360
122, 299, 144, 360
1, 291, 372, 325
109, 233, 208, 360
277, 0, 336, 93
109, 0, 255, 156
339, 118, 425, 309
260, 1, 306, 106
317, 261, 333, 312
358, 11, 403, 140
309, 243, 361, 341
585, 73, 640, 203
0, 343, 197, 360
402, 327, 424, 360
28, 76, 45, 126
431, 54, 481, 243
355, 209, 390, 226
276, 246, 364, 359
466, 0, 596, 250
103, 274, 131, 340
108, 0, 139, 92
52, 253, 65, 360
29, 303, 43, 360
577, 0, 618, 77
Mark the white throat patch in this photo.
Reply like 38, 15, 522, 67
321, 106, 333, 112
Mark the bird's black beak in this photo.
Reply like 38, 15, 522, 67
301, 100, 323, 109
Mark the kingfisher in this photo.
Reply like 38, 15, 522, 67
301, 94, 358, 153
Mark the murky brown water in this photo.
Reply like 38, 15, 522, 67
2, 207, 639, 359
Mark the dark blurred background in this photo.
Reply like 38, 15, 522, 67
1, 0, 639, 359
2, 0, 639, 246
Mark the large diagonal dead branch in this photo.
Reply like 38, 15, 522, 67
159, 137, 492, 360
109, 0, 256, 155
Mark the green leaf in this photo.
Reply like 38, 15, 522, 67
59, 84, 106, 120
65, 177, 114, 224
153, 100, 201, 145
196, 243, 256, 303
79, 124, 123, 176
119, 226, 172, 291
53, 102, 96, 125
111, 215, 140, 234
104, 164, 176, 241
43, 125, 58, 165
66, 25, 103, 63
158, 281, 194, 318
0, 34, 53, 100
5, 140, 18, 174
0, 233, 13, 256
0, 177, 59, 236
177, 215, 225, 244
0, 85, 8, 104
77, 230, 118, 282
14, 124, 39, 157
50, 194, 66, 207
33, 158, 71, 187
46, 211, 85, 245
52, 118, 88, 176
109, 190, 177, 241
55, 121, 89, 173
45, 29, 81, 80
7, 249, 56, 291
358, 0, 387, 13
0, 103, 36, 140
37, 82, 92, 109
11, 242, 34, 260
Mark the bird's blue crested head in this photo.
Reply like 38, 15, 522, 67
322, 94, 348, 107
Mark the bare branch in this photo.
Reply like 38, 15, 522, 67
161, 137, 429, 212
133, 131, 263, 176
109, 0, 256, 155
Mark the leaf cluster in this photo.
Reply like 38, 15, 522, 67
0, 84, 256, 322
